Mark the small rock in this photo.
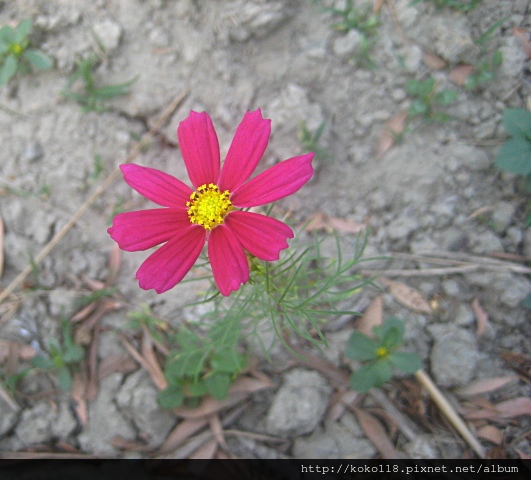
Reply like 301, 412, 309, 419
491, 201, 516, 232
93, 19, 123, 53
497, 275, 531, 309
524, 228, 531, 259
0, 397, 19, 438
116, 369, 176, 447
332, 30, 363, 58
386, 215, 419, 244
403, 44, 423, 72
48, 288, 80, 318
454, 304, 475, 327
50, 401, 77, 439
441, 279, 460, 297
403, 435, 440, 459
293, 413, 376, 459
15, 402, 53, 445
430, 15, 479, 64
265, 369, 330, 437
429, 326, 478, 387
24, 141, 44, 162
469, 229, 503, 254
78, 373, 136, 454
506, 226, 523, 246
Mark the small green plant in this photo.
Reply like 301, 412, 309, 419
463, 51, 503, 91
409, 0, 483, 12
158, 325, 247, 408
322, 0, 380, 68
61, 55, 136, 112
406, 77, 457, 122
494, 108, 531, 226
346, 317, 422, 392
298, 120, 330, 162
0, 19, 53, 85
31, 318, 85, 390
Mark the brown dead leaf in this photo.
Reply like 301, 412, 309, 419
515, 448, 531, 460
471, 298, 489, 337
423, 51, 447, 70
376, 110, 408, 159
466, 205, 494, 222
159, 417, 209, 454
174, 393, 247, 420
455, 376, 518, 398
0, 213, 4, 280
71, 302, 97, 323
373, 0, 385, 14
449, 64, 475, 86
71, 371, 88, 427
107, 243, 122, 286
208, 414, 227, 449
111, 436, 151, 452
351, 406, 403, 459
141, 325, 168, 391
387, 280, 432, 314
513, 27, 531, 60
98, 354, 138, 380
304, 212, 365, 234
494, 397, 531, 418
356, 295, 383, 336
189, 438, 217, 459
477, 425, 504, 445
0, 340, 37, 363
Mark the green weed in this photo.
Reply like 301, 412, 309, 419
409, 0, 483, 12
61, 55, 136, 112
406, 77, 457, 122
298, 120, 330, 162
31, 318, 85, 390
346, 317, 422, 392
494, 108, 531, 227
0, 19, 53, 85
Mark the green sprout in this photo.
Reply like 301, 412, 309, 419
61, 54, 137, 112
298, 120, 330, 162
320, 0, 380, 68
0, 19, 53, 85
494, 108, 531, 227
346, 317, 422, 392
31, 318, 84, 390
409, 0, 483, 12
406, 77, 457, 122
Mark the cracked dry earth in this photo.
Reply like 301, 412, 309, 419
0, 0, 530, 460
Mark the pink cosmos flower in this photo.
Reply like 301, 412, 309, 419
108, 109, 314, 296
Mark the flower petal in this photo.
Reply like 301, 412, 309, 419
217, 109, 271, 192
120, 164, 192, 208
231, 153, 314, 207
108, 208, 190, 252
208, 225, 249, 296
224, 211, 293, 261
136, 225, 206, 294
177, 111, 220, 188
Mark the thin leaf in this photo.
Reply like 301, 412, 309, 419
345, 331, 379, 361
513, 26, 531, 60
449, 64, 475, 86
158, 417, 208, 454
23, 49, 53, 70
477, 425, 504, 445
376, 110, 408, 159
388, 280, 432, 314
356, 295, 383, 336
455, 375, 518, 397
389, 352, 422, 373
352, 406, 403, 459
0, 54, 18, 85
471, 298, 489, 337
422, 51, 447, 70
0, 214, 3, 279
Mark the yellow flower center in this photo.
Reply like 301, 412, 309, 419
11, 44, 23, 56
186, 183, 233, 230
376, 347, 388, 358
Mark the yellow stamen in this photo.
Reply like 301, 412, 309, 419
376, 347, 388, 358
11, 44, 23, 56
186, 183, 233, 230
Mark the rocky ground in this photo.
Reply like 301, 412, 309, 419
0, 0, 530, 460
